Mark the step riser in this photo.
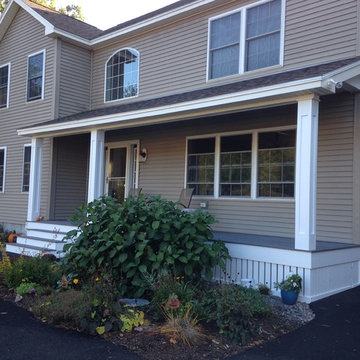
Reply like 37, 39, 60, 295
26, 222, 76, 234
26, 230, 68, 241
16, 237, 65, 251
6, 244, 57, 257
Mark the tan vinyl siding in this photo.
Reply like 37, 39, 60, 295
317, 94, 355, 243
52, 135, 89, 220
91, 0, 358, 109
105, 105, 297, 237
58, 41, 91, 117
0, 9, 54, 225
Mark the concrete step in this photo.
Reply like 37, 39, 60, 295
16, 236, 67, 251
26, 228, 69, 241
26, 221, 77, 234
6, 243, 59, 257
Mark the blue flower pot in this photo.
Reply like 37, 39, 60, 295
281, 289, 299, 305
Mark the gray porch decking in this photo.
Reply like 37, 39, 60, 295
212, 231, 360, 252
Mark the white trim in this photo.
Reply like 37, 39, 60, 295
21, 144, 31, 194
27, 138, 43, 221
295, 96, 319, 251
88, 130, 105, 203
207, 0, 285, 81
0, 62, 10, 109
103, 48, 140, 104
26, 49, 46, 103
185, 125, 296, 200
17, 78, 324, 137
0, 146, 7, 193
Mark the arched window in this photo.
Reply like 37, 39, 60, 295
105, 48, 139, 102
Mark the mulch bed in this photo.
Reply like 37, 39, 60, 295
0, 284, 315, 360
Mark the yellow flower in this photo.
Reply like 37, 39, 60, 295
73, 278, 79, 285
21, 278, 26, 283
95, 277, 100, 282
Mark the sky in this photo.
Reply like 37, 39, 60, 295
55, 0, 178, 30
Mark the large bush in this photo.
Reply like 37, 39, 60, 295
63, 195, 229, 297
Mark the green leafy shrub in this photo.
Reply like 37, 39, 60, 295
3, 255, 60, 289
194, 284, 272, 345
16, 282, 38, 295
63, 195, 229, 297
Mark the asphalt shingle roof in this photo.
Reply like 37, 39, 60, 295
23, 56, 360, 130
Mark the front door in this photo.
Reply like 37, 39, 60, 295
105, 142, 138, 203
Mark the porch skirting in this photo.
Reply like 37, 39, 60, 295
213, 242, 360, 303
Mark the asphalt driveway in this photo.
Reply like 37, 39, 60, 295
1, 286, 360, 360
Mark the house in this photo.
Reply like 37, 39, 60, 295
1, 0, 360, 302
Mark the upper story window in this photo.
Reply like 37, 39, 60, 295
208, 0, 282, 80
105, 48, 139, 102
0, 63, 10, 108
0, 147, 6, 193
27, 50, 45, 102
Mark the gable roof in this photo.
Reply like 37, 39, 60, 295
17, 56, 360, 137
22, 0, 102, 40
0, 0, 212, 45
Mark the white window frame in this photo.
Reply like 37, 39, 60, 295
0, 146, 7, 193
206, 0, 285, 81
104, 48, 140, 104
26, 49, 46, 102
0, 62, 10, 109
21, 144, 31, 193
184, 125, 295, 201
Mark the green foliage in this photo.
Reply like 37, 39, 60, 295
32, 289, 92, 327
148, 271, 196, 320
16, 282, 37, 295
119, 309, 145, 332
63, 195, 229, 297
194, 284, 272, 345
274, 273, 302, 293
258, 283, 271, 295
58, 4, 84, 21
2, 255, 60, 289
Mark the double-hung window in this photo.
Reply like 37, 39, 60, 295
208, 0, 282, 79
105, 48, 139, 102
0, 147, 6, 193
27, 50, 45, 101
187, 138, 215, 196
0, 63, 10, 108
186, 128, 295, 199
22, 145, 31, 192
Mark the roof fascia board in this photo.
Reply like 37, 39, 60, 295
17, 76, 324, 137
321, 61, 360, 91
50, 27, 91, 46
90, 0, 215, 46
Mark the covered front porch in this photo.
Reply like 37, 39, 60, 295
12, 58, 360, 302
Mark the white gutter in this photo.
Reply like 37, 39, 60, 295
17, 76, 325, 137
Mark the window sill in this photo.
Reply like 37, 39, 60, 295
193, 195, 295, 203
206, 64, 284, 85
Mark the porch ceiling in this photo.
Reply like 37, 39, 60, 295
18, 57, 360, 138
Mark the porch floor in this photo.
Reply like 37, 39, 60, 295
212, 231, 360, 252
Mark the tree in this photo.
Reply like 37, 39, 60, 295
0, 0, 84, 21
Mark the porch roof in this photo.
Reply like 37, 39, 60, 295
18, 56, 360, 137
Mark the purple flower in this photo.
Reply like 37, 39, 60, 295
29, 288, 35, 294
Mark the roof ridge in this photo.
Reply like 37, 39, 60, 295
24, 0, 101, 31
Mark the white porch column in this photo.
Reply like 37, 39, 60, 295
87, 130, 105, 203
27, 138, 43, 221
295, 95, 319, 251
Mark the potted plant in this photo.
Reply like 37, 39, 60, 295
274, 273, 302, 305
